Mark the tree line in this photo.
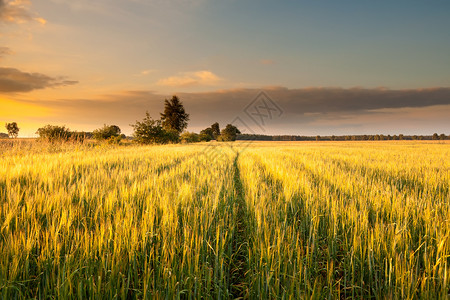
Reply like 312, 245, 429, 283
237, 133, 449, 141
1, 96, 242, 144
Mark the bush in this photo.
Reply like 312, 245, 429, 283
107, 135, 122, 144
36, 125, 72, 142
199, 133, 212, 142
180, 132, 200, 143
93, 125, 121, 141
132, 112, 179, 144
164, 129, 180, 144
218, 124, 241, 141
200, 127, 214, 140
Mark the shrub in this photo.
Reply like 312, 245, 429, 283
132, 112, 178, 144
218, 124, 241, 141
199, 133, 212, 142
93, 125, 121, 141
36, 125, 72, 142
180, 132, 200, 143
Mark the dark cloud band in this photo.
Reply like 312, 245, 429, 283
0, 67, 78, 93
15, 87, 450, 133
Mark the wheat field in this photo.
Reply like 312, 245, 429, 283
0, 141, 449, 299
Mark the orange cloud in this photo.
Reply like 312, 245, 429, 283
35, 17, 46, 25
0, 0, 46, 24
157, 70, 221, 87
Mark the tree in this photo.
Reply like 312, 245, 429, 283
36, 125, 72, 142
132, 112, 177, 144
5, 122, 19, 138
211, 122, 220, 140
440, 133, 447, 140
432, 133, 439, 140
199, 133, 212, 142
160, 95, 189, 134
200, 123, 221, 140
180, 132, 200, 143
218, 124, 241, 141
93, 124, 121, 141
0, 133, 9, 139
200, 127, 214, 140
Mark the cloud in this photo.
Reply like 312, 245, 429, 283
134, 69, 157, 77
140, 70, 152, 76
157, 70, 221, 87
0, 46, 13, 58
0, 0, 46, 24
265, 86, 450, 114
0, 67, 78, 93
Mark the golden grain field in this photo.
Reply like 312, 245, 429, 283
0, 141, 449, 299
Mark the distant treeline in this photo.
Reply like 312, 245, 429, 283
237, 133, 448, 141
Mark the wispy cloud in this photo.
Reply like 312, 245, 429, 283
0, 46, 13, 58
0, 0, 46, 24
157, 70, 221, 87
0, 67, 78, 93
133, 69, 157, 77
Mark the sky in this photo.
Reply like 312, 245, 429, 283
1, 0, 450, 136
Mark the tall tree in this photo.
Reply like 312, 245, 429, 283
160, 96, 189, 133
5, 122, 19, 138
211, 122, 220, 139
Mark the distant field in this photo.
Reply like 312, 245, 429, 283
1, 141, 449, 298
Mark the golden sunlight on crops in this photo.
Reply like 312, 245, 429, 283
0, 141, 449, 298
